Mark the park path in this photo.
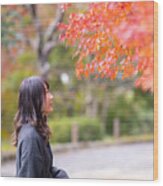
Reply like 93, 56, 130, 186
1, 142, 153, 180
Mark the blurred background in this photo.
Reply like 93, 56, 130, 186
1, 3, 154, 180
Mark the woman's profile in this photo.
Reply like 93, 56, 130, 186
12, 76, 69, 178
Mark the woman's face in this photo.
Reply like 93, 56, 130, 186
42, 84, 54, 115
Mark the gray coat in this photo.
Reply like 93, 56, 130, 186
16, 124, 69, 178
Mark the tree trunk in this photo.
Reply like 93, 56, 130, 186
85, 79, 98, 118
101, 92, 109, 134
29, 4, 64, 79
38, 55, 50, 79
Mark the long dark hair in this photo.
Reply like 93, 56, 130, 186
12, 76, 51, 146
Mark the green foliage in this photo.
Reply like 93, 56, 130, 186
1, 7, 21, 48
22, 15, 32, 26
17, 51, 37, 65
73, 91, 85, 114
49, 116, 103, 143
49, 44, 77, 68
50, 118, 71, 143
106, 88, 154, 136
2, 50, 37, 140
78, 117, 103, 141
2, 66, 36, 92
1, 91, 17, 139
2, 51, 37, 92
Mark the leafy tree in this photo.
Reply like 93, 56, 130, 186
1, 4, 70, 78
59, 2, 154, 92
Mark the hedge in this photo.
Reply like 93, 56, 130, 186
49, 116, 103, 143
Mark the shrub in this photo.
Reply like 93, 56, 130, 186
49, 116, 103, 143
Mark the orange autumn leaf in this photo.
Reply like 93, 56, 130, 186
59, 1, 154, 92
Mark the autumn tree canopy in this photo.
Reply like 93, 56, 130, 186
59, 2, 154, 92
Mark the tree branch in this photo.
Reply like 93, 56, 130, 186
45, 5, 64, 42
28, 4, 44, 58
42, 36, 58, 57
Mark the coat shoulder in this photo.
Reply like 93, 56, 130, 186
18, 124, 42, 143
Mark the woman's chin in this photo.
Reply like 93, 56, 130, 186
44, 108, 53, 115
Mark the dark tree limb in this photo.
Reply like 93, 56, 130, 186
44, 5, 64, 42
27, 4, 65, 78
42, 36, 58, 56
28, 4, 44, 60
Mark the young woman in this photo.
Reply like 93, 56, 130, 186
12, 76, 69, 178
